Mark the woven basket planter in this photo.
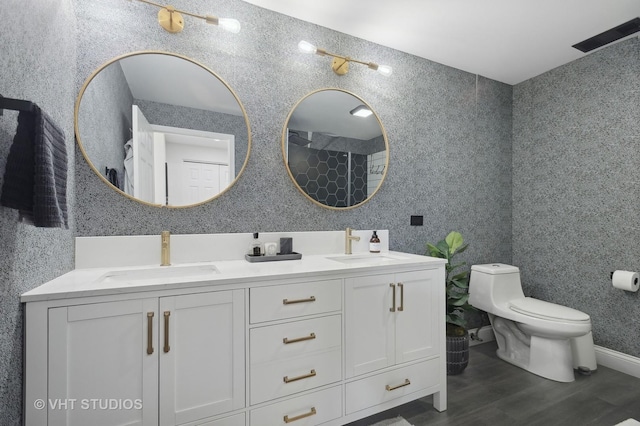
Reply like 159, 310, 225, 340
446, 330, 469, 375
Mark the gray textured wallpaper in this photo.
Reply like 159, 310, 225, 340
77, 60, 133, 187
8, 0, 636, 424
0, 0, 76, 424
73, 0, 513, 273
513, 37, 640, 357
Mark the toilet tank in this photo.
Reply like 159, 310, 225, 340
469, 263, 525, 312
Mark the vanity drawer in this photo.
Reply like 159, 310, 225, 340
193, 412, 245, 426
345, 358, 439, 414
250, 315, 341, 365
250, 349, 341, 405
250, 386, 342, 426
250, 280, 341, 323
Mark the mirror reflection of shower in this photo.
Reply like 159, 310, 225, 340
285, 130, 385, 208
283, 89, 388, 210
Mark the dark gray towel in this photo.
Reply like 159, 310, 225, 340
1, 105, 68, 228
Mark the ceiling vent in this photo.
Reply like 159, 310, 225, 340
572, 17, 640, 53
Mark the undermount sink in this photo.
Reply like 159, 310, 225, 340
326, 253, 404, 266
96, 263, 219, 284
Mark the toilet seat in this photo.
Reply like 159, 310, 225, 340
509, 297, 590, 322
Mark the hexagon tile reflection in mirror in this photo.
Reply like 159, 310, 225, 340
75, 51, 251, 208
282, 89, 388, 210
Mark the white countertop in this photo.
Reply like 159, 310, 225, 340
21, 251, 445, 303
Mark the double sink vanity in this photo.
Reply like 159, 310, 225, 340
22, 230, 446, 426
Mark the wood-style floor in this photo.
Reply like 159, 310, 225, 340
349, 341, 640, 426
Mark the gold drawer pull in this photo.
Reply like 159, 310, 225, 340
163, 311, 171, 353
146, 312, 154, 355
398, 282, 404, 311
283, 333, 316, 344
283, 296, 316, 305
386, 379, 411, 391
284, 407, 316, 423
283, 369, 316, 383
389, 283, 396, 312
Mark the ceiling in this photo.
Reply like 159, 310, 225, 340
119, 54, 243, 115
241, 0, 640, 85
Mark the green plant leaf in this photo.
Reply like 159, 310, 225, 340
449, 264, 467, 274
451, 294, 469, 306
445, 231, 464, 254
426, 243, 444, 258
435, 240, 450, 259
455, 243, 469, 254
451, 270, 468, 279
451, 278, 469, 289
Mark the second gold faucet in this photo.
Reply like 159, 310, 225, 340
161, 231, 171, 266
345, 228, 360, 255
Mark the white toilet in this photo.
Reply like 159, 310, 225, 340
469, 263, 597, 382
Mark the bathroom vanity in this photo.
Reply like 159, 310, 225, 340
22, 231, 446, 426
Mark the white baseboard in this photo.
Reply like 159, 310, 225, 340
472, 325, 640, 379
595, 345, 640, 379
468, 326, 495, 347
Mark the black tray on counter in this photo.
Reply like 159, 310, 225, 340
244, 252, 302, 263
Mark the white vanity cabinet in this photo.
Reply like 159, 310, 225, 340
31, 289, 245, 426
344, 269, 446, 415
24, 249, 446, 426
248, 279, 343, 426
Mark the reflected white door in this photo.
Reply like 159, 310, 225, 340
132, 105, 155, 203
181, 162, 226, 204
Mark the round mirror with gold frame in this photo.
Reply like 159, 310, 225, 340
75, 51, 251, 208
282, 89, 388, 210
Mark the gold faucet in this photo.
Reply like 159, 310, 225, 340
345, 227, 360, 255
161, 231, 171, 266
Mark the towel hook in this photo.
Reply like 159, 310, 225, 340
0, 94, 36, 117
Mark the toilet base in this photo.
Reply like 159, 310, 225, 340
491, 316, 587, 382
527, 335, 575, 382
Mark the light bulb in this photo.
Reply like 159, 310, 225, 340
350, 105, 373, 117
298, 40, 317, 55
218, 18, 241, 33
376, 64, 393, 77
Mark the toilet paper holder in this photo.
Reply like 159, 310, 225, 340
610, 270, 640, 292
609, 271, 640, 283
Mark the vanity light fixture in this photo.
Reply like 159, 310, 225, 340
298, 40, 392, 77
130, 0, 241, 34
349, 105, 373, 117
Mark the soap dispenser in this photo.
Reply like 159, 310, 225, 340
369, 231, 381, 253
249, 233, 263, 256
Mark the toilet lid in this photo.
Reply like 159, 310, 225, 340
509, 298, 590, 322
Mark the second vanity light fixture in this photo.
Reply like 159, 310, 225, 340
130, 0, 241, 34
298, 41, 392, 77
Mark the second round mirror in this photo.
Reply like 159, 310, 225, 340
283, 89, 388, 209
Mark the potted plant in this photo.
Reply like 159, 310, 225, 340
427, 231, 474, 375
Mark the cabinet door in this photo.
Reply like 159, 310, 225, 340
48, 299, 158, 426
345, 274, 396, 378
159, 290, 245, 426
394, 270, 442, 364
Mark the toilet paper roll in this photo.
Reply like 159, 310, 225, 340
612, 270, 639, 292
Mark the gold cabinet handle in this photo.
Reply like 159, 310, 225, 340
163, 311, 171, 353
283, 369, 316, 383
389, 283, 396, 312
283, 332, 316, 344
398, 282, 404, 312
386, 379, 411, 391
146, 312, 154, 355
284, 407, 317, 423
283, 296, 316, 305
